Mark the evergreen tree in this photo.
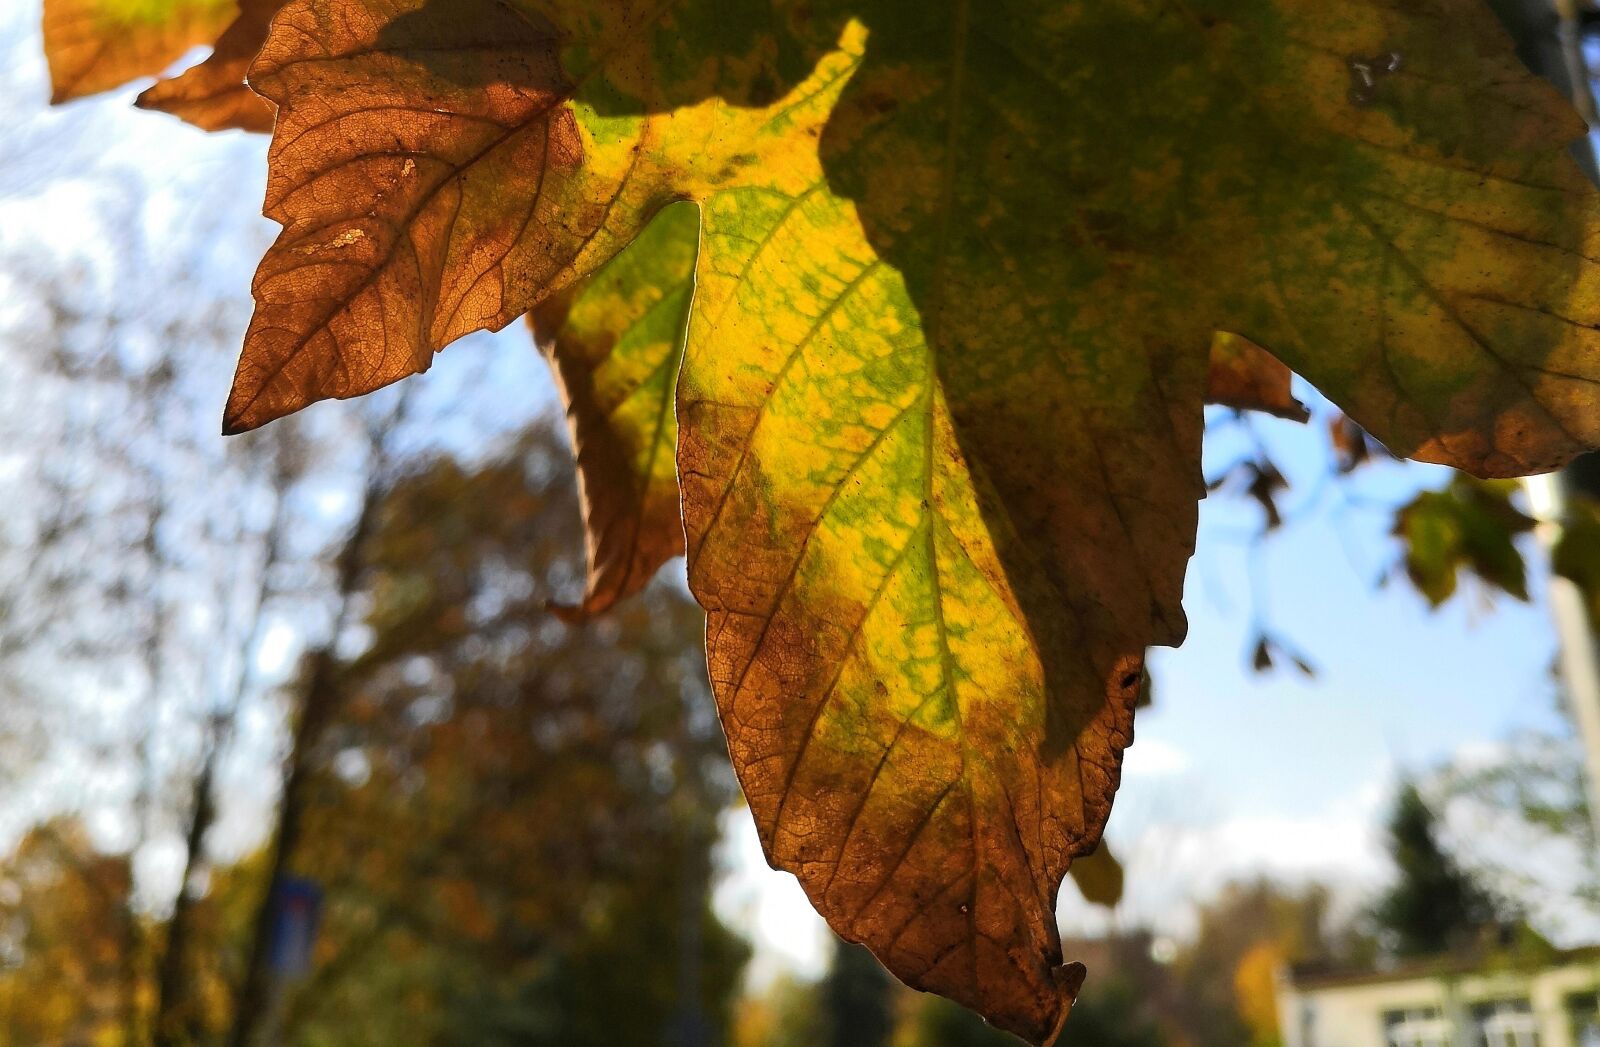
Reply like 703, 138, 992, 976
1374, 781, 1497, 958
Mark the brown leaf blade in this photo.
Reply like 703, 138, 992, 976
533, 201, 698, 619
42, 0, 235, 103
1206, 332, 1309, 422
133, 0, 281, 132
221, 0, 650, 433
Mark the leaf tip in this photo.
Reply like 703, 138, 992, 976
1041, 962, 1088, 1046
220, 398, 269, 436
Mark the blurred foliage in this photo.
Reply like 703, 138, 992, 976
1159, 880, 1373, 1047
823, 944, 896, 1047
731, 974, 827, 1047
0, 819, 138, 1045
1056, 981, 1165, 1047
1431, 730, 1600, 934
1553, 496, 1600, 623
273, 424, 749, 1046
1394, 477, 1536, 607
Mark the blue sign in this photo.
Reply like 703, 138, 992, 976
266, 876, 323, 978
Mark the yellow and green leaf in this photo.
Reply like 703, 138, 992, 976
208, 0, 1600, 1040
532, 200, 698, 619
531, 214, 1311, 627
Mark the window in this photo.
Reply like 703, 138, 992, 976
1470, 999, 1539, 1047
1385, 1007, 1453, 1047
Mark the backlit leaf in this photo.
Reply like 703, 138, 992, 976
532, 201, 698, 619
134, 0, 281, 132
536, 209, 1305, 629
42, 0, 234, 104
214, 0, 1600, 1040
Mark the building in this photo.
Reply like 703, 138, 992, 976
1276, 946, 1600, 1047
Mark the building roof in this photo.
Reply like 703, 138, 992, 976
1285, 945, 1600, 992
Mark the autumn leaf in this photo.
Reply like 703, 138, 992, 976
43, 0, 277, 133
206, 0, 1600, 1040
535, 208, 1309, 628
531, 201, 697, 619
134, 0, 281, 132
43, 0, 232, 102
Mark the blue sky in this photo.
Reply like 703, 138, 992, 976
0, 0, 1585, 979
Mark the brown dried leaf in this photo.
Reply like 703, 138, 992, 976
134, 0, 281, 132
1206, 332, 1309, 423
42, 0, 234, 104
220, 0, 653, 434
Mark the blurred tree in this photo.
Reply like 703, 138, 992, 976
0, 818, 138, 1045
731, 973, 826, 1047
1157, 880, 1372, 1047
235, 424, 751, 1047
0, 400, 751, 1046
898, 995, 1023, 1046
1373, 782, 1498, 958
1057, 980, 1166, 1047
1430, 730, 1598, 938
822, 943, 896, 1047
895, 968, 1165, 1047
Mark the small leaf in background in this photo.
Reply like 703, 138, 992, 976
1209, 458, 1289, 533
532, 202, 698, 620
1066, 843, 1124, 910
1329, 414, 1394, 475
1248, 633, 1317, 678
1205, 333, 1309, 423
42, 0, 235, 103
1552, 496, 1600, 624
1394, 477, 1536, 608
